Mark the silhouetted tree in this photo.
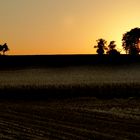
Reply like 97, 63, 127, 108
0, 45, 2, 54
122, 27, 140, 55
107, 41, 120, 56
3, 43, 9, 55
0, 43, 9, 55
94, 38, 107, 55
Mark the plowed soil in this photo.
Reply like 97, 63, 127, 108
0, 97, 140, 140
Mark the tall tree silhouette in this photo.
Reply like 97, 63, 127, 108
122, 27, 140, 55
94, 38, 107, 55
107, 41, 120, 56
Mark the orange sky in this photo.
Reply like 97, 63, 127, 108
0, 0, 140, 55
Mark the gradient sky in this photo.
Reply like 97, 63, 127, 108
0, 0, 140, 55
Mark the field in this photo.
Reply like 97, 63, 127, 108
0, 55, 140, 139
0, 64, 140, 98
0, 97, 140, 140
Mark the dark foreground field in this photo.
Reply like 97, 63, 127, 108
0, 97, 140, 140
0, 55, 140, 139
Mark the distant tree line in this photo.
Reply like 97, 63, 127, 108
94, 39, 120, 56
94, 27, 140, 56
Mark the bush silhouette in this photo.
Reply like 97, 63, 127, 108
0, 43, 9, 55
107, 41, 120, 56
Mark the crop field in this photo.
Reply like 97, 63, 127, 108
0, 65, 140, 90
0, 64, 140, 139
1, 65, 140, 87
0, 65, 140, 98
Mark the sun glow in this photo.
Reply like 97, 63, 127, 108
0, 0, 140, 55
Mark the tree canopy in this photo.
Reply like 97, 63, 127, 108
107, 41, 120, 56
94, 39, 107, 55
94, 27, 140, 56
122, 27, 140, 55
0, 43, 9, 55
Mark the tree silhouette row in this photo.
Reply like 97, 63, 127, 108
94, 27, 140, 56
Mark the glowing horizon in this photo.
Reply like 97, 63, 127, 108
0, 0, 140, 55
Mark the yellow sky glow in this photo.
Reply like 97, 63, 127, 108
0, 0, 140, 55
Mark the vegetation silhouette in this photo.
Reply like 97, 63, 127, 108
0, 43, 9, 55
122, 27, 140, 55
107, 41, 120, 56
94, 39, 120, 57
94, 27, 140, 57
94, 38, 107, 55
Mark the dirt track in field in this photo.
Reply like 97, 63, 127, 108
0, 97, 140, 140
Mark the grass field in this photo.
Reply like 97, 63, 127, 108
0, 62, 140, 139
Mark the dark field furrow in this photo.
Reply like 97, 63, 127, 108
1, 108, 140, 135
0, 113, 94, 140
0, 120, 88, 140
0, 121, 48, 140
0, 119, 118, 140
16, 108, 140, 135
0, 100, 140, 140
76, 109, 140, 126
